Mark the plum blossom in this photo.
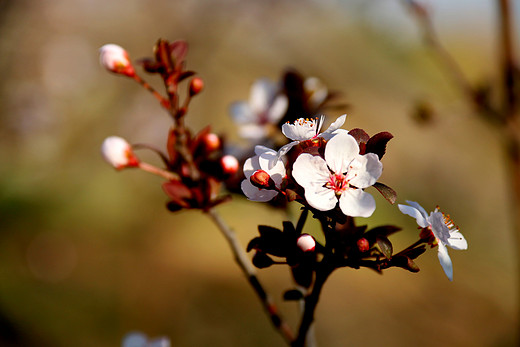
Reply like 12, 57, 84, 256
122, 332, 170, 347
277, 114, 347, 160
101, 136, 139, 169
230, 78, 288, 141
99, 44, 135, 77
292, 131, 382, 217
398, 201, 468, 281
241, 146, 286, 202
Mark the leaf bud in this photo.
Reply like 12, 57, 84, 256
99, 44, 135, 77
101, 136, 139, 169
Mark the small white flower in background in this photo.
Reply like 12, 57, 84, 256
292, 131, 382, 217
99, 44, 135, 77
122, 332, 170, 347
304, 77, 328, 109
229, 78, 288, 141
277, 114, 347, 160
398, 200, 468, 281
241, 146, 286, 202
101, 136, 139, 169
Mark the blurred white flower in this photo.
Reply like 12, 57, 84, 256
292, 131, 382, 217
101, 136, 139, 169
230, 78, 288, 141
99, 44, 135, 77
241, 146, 286, 202
304, 77, 328, 109
277, 114, 347, 160
122, 332, 170, 347
398, 201, 468, 281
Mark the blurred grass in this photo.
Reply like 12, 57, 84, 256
0, 0, 518, 346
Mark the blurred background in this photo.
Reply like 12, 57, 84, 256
0, 0, 518, 346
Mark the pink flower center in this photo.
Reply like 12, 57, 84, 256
326, 173, 349, 194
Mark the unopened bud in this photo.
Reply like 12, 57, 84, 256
297, 234, 316, 252
189, 77, 204, 96
357, 238, 370, 252
203, 133, 221, 152
250, 170, 275, 189
99, 44, 135, 77
221, 155, 239, 175
101, 136, 139, 169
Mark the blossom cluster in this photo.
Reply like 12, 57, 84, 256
235, 107, 467, 281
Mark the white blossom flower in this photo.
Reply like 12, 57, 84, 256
101, 136, 139, 169
241, 146, 286, 202
277, 114, 347, 160
230, 78, 288, 141
292, 131, 382, 217
398, 201, 468, 281
99, 44, 135, 77
122, 332, 170, 347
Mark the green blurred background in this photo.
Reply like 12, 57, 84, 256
0, 0, 518, 346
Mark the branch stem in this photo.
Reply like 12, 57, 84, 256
205, 207, 295, 345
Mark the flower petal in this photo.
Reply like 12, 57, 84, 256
238, 124, 268, 140
437, 243, 453, 281
430, 212, 450, 244
339, 189, 376, 217
447, 231, 468, 250
324, 132, 359, 174
267, 95, 288, 123
292, 153, 330, 189
258, 152, 285, 186
404, 201, 430, 223
249, 78, 275, 115
276, 141, 298, 160
241, 179, 279, 202
304, 185, 338, 211
322, 114, 346, 135
347, 153, 382, 188
398, 202, 429, 228
229, 101, 254, 124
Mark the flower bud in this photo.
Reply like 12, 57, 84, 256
250, 170, 275, 189
297, 234, 316, 252
357, 237, 370, 252
99, 44, 135, 77
101, 136, 139, 169
203, 133, 221, 152
221, 155, 239, 175
189, 77, 204, 96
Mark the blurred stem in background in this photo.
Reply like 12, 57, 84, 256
402, 0, 519, 332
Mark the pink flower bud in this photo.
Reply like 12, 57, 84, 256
189, 77, 204, 96
221, 155, 239, 175
101, 136, 139, 169
204, 133, 221, 152
297, 234, 316, 252
250, 170, 275, 189
357, 238, 370, 252
99, 44, 135, 77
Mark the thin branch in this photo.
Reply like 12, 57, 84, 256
205, 207, 295, 345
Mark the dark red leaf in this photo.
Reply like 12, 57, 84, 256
348, 128, 370, 145
366, 132, 393, 159
373, 182, 397, 204
376, 236, 393, 259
